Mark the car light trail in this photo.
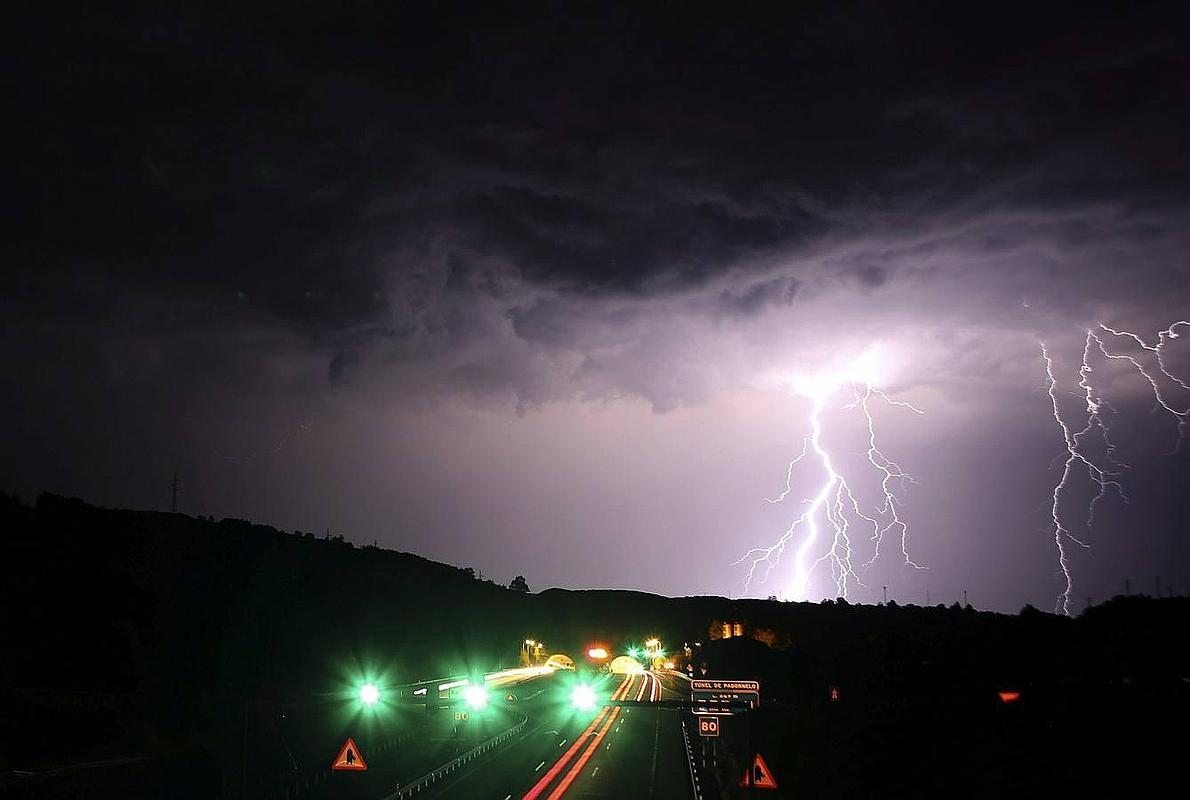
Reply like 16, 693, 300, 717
522, 675, 631, 800
546, 706, 622, 799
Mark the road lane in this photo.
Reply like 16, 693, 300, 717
427, 673, 631, 800
417, 670, 700, 800
555, 672, 692, 800
289, 669, 560, 800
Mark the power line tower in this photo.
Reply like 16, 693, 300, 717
171, 474, 180, 513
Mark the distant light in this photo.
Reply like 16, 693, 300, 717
464, 685, 489, 710
571, 685, 596, 710
587, 647, 608, 660
998, 691, 1021, 704
645, 638, 660, 649
413, 688, 428, 696
359, 683, 380, 706
627, 647, 640, 659
525, 639, 536, 646
663, 661, 675, 670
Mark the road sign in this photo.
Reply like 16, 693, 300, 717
738, 753, 778, 789
332, 737, 367, 771
691, 679, 760, 714
454, 711, 470, 721
697, 716, 720, 737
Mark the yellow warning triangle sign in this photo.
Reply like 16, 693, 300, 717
738, 752, 778, 789
332, 737, 367, 771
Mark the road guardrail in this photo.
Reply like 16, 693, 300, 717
384, 712, 529, 798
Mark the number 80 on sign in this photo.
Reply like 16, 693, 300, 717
698, 716, 720, 737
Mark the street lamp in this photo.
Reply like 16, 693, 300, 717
464, 685, 489, 710
571, 685, 596, 711
359, 683, 381, 707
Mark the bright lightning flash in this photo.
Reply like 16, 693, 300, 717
737, 348, 924, 601
1041, 321, 1189, 615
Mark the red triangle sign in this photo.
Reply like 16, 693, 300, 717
738, 753, 778, 789
332, 737, 367, 771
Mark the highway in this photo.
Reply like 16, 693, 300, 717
417, 670, 698, 800
289, 669, 560, 800
269, 666, 706, 800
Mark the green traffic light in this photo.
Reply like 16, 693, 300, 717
359, 683, 380, 706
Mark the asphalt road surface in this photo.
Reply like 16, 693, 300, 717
420, 671, 698, 800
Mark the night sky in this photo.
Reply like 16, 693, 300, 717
6, 2, 1190, 612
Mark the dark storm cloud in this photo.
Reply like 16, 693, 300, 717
13, 3, 1189, 322
12, 0, 1189, 411
716, 277, 801, 318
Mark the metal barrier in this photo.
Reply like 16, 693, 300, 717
383, 713, 529, 798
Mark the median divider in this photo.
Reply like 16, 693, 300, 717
384, 712, 530, 798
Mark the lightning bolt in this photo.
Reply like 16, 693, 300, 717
1041, 321, 1189, 615
1041, 342, 1117, 616
736, 380, 924, 602
1096, 322, 1190, 450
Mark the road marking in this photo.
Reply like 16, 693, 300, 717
536, 761, 547, 771
558, 740, 567, 748
546, 706, 621, 799
680, 715, 703, 800
503, 795, 512, 800
648, 706, 660, 796
592, 766, 600, 778
523, 682, 625, 800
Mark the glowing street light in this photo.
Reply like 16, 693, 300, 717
359, 683, 381, 707
571, 685, 596, 711
464, 685, 489, 710
645, 638, 660, 650
587, 647, 608, 660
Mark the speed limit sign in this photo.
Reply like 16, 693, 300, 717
698, 716, 720, 737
